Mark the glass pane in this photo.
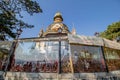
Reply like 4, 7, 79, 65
104, 48, 120, 71
61, 41, 71, 73
9, 40, 70, 73
0, 41, 12, 71
70, 44, 106, 72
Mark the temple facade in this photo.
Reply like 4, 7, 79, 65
0, 12, 120, 80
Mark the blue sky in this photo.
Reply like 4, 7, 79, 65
20, 0, 120, 38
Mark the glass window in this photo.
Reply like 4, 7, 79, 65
9, 40, 70, 73
70, 44, 106, 72
104, 48, 120, 71
61, 41, 71, 73
0, 41, 12, 71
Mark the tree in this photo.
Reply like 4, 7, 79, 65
99, 21, 120, 40
0, 0, 42, 40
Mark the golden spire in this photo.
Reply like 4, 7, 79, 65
53, 12, 63, 22
54, 12, 62, 17
71, 24, 77, 35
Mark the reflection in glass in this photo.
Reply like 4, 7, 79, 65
0, 41, 12, 71
9, 40, 70, 73
104, 48, 120, 71
71, 45, 106, 72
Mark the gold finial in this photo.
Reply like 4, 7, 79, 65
54, 12, 62, 17
54, 12, 63, 22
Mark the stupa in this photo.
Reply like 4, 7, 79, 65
0, 12, 120, 80
38, 12, 70, 37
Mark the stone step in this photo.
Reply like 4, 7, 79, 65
2, 71, 120, 80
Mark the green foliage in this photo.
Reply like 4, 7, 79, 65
0, 0, 42, 40
100, 21, 120, 40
